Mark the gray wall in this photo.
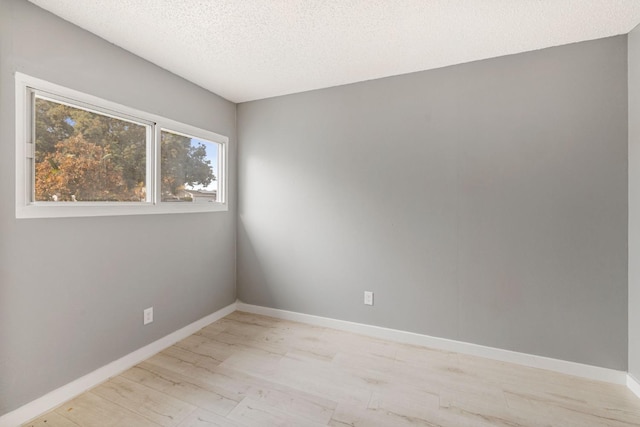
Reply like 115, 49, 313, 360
630, 24, 640, 382
0, 0, 236, 416
238, 36, 628, 370
0, 0, 631, 416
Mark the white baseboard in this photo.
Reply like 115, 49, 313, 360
3, 300, 634, 427
0, 302, 237, 427
236, 302, 628, 386
628, 374, 640, 399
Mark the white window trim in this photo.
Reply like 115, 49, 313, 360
15, 72, 229, 219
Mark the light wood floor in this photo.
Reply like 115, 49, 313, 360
25, 311, 640, 426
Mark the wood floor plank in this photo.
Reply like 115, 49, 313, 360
53, 392, 161, 427
173, 335, 237, 363
329, 402, 442, 427
24, 312, 640, 427
226, 397, 328, 427
242, 384, 336, 424
217, 346, 284, 378
91, 376, 196, 427
204, 330, 288, 357
272, 352, 374, 406
24, 411, 82, 427
121, 363, 241, 416
175, 409, 242, 427
367, 385, 440, 422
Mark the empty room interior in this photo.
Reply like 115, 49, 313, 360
3, 0, 640, 425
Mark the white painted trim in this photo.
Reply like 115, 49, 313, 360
236, 302, 628, 385
0, 302, 237, 427
628, 374, 640, 399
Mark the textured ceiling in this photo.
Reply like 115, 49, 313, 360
28, 0, 640, 103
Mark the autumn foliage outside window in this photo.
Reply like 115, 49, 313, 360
34, 97, 217, 203
160, 130, 218, 203
34, 97, 147, 202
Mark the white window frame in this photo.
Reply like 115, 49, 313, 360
15, 72, 228, 219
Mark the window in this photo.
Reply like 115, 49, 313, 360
160, 130, 220, 203
15, 73, 228, 218
33, 96, 150, 203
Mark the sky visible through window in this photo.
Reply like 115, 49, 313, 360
186, 137, 218, 192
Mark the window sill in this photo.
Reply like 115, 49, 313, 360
16, 202, 228, 219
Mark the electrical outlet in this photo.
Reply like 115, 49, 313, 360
143, 307, 153, 325
364, 291, 374, 306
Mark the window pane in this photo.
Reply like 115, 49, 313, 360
34, 97, 147, 202
161, 130, 219, 203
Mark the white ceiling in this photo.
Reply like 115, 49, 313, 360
28, 0, 640, 103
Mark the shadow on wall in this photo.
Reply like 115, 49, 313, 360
237, 219, 276, 307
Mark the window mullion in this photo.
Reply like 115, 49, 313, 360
153, 124, 162, 205
28, 89, 36, 205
